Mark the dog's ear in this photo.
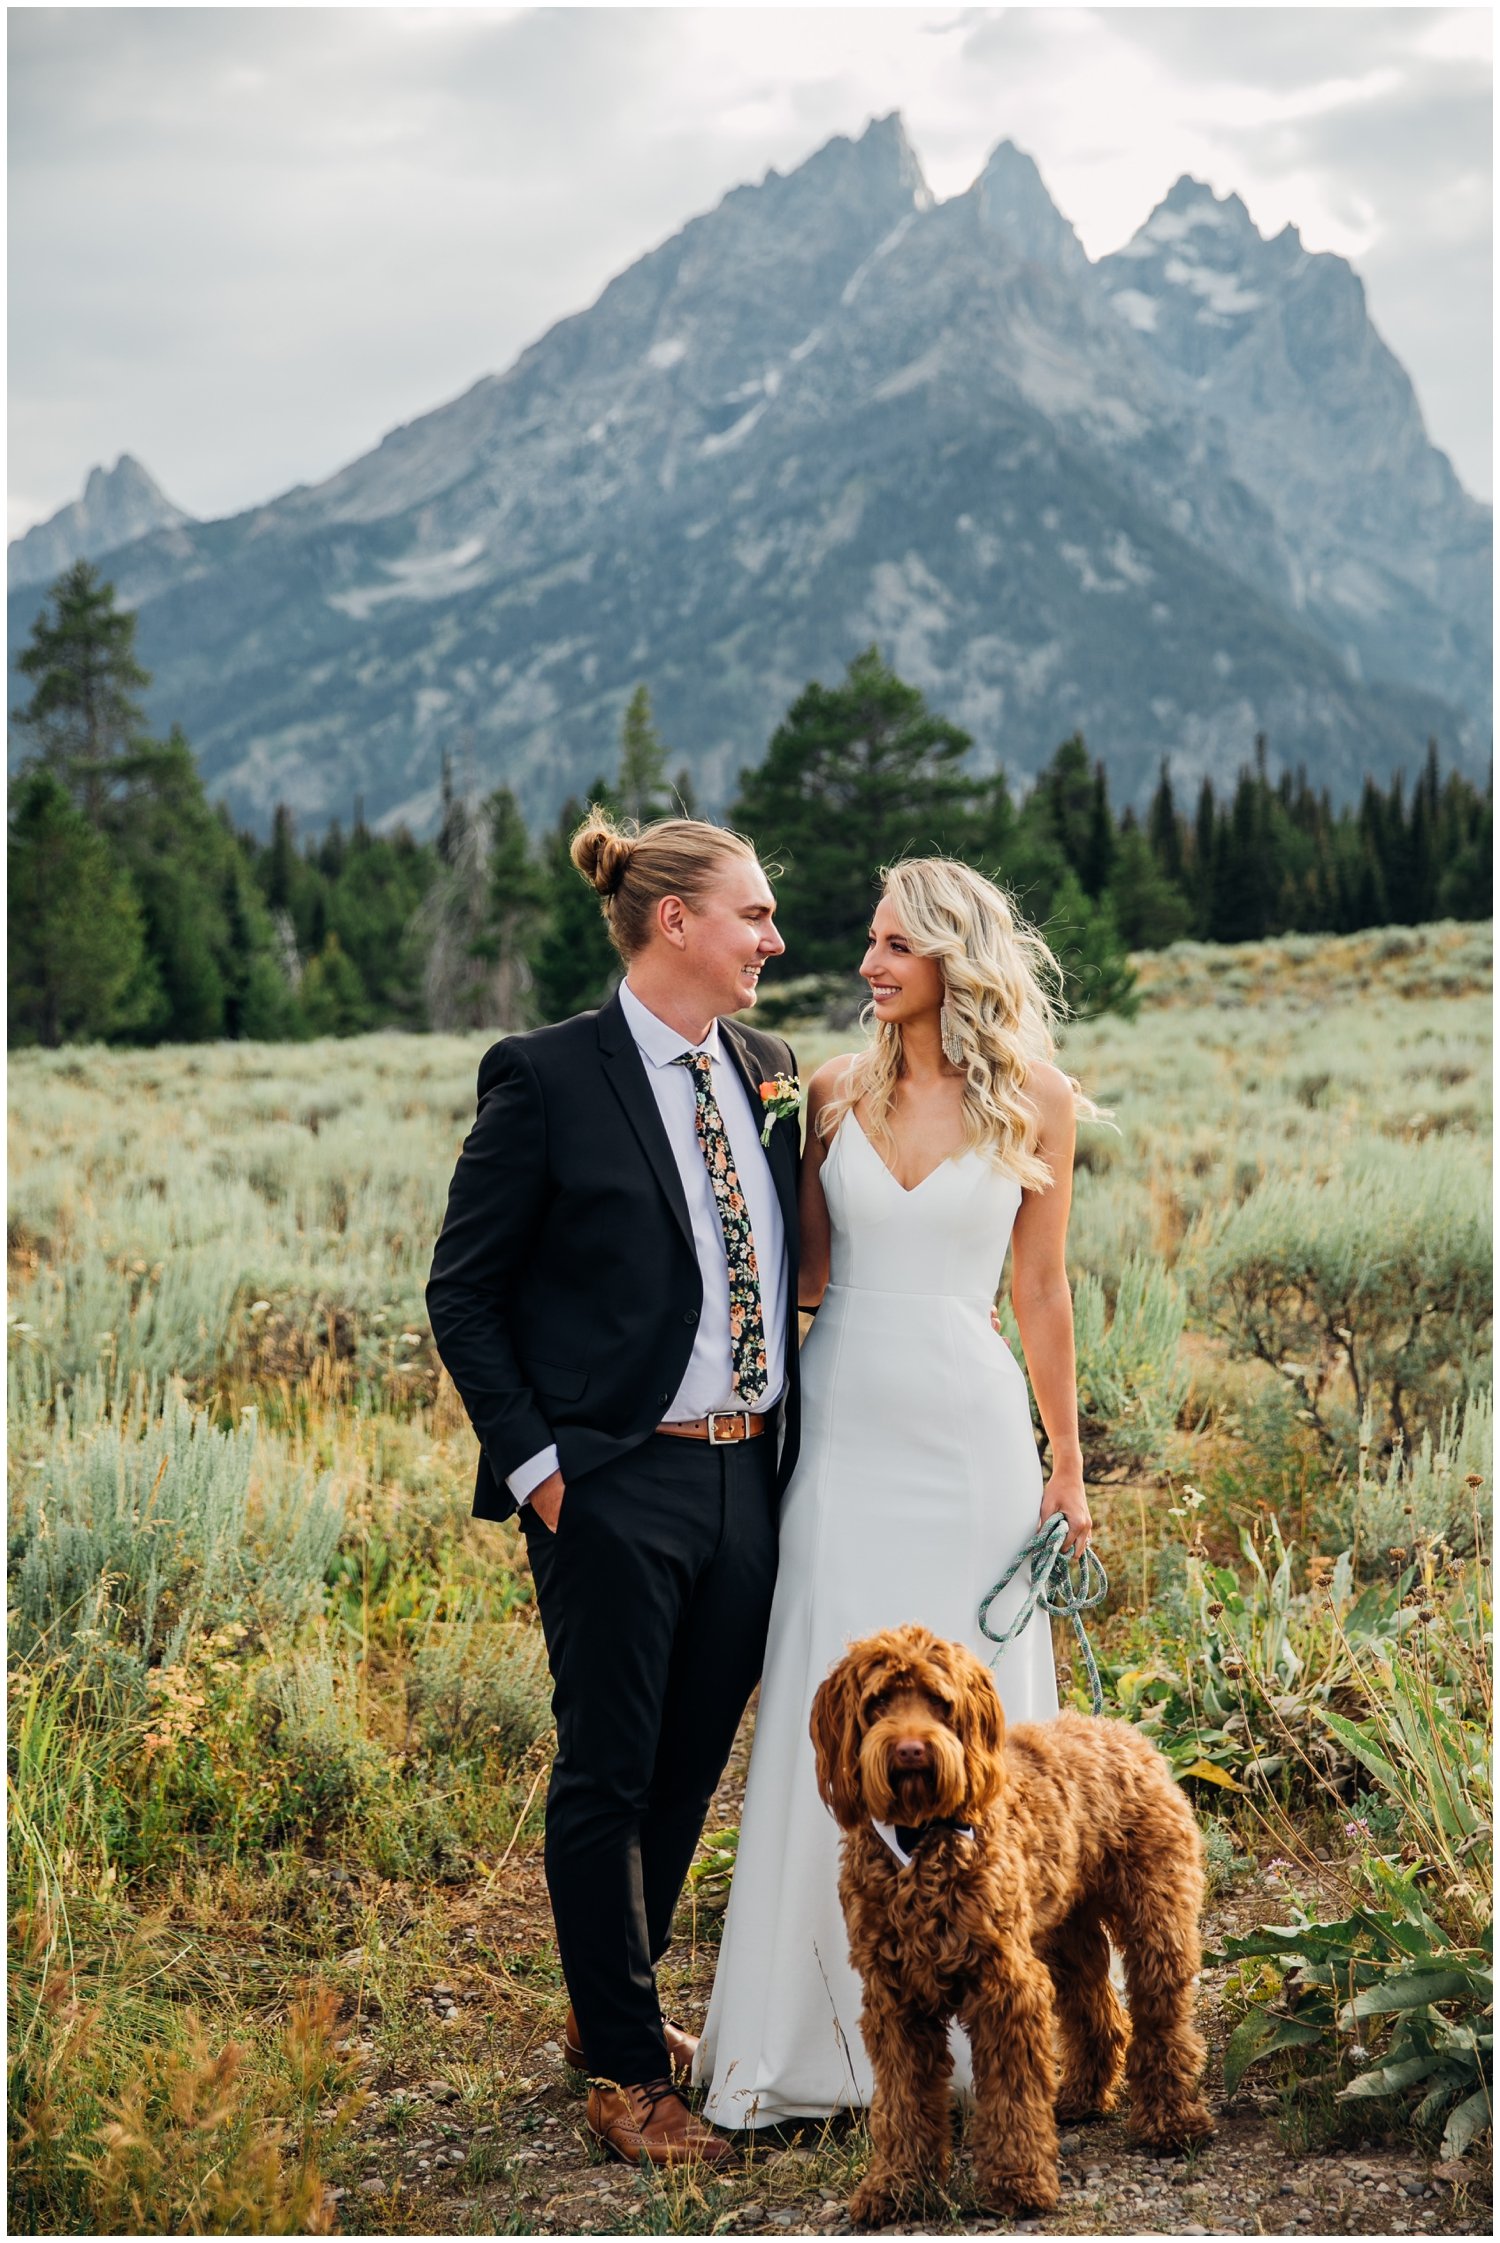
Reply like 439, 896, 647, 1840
809, 1652, 867, 1829
952, 1645, 1008, 1819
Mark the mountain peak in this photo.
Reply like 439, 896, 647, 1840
8, 453, 190, 591
973, 138, 1086, 271
818, 109, 931, 207
1140, 174, 1261, 249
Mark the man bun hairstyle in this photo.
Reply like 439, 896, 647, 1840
570, 816, 634, 900
568, 804, 759, 962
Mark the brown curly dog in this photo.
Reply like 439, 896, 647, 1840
810, 1624, 1214, 2226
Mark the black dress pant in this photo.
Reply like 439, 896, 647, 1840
518, 1430, 779, 2086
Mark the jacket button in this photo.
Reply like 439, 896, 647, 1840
683, 1309, 698, 1326
659, 1391, 671, 1406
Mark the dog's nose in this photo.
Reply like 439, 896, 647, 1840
891, 1737, 930, 1770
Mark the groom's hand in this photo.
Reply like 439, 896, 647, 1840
529, 1470, 567, 1534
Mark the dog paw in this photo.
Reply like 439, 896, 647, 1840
974, 2168, 1060, 2217
1128, 2102, 1217, 2153
848, 2178, 901, 2228
1055, 2088, 1119, 2125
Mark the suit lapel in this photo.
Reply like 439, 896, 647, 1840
720, 1020, 800, 1252
596, 994, 695, 1251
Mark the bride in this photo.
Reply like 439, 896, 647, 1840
694, 855, 1095, 2128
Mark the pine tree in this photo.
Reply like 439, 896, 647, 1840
300, 932, 371, 1037
531, 789, 621, 1021
1045, 870, 1138, 1021
967, 768, 1019, 877
1108, 822, 1192, 950
1082, 759, 1115, 897
264, 804, 299, 912
1210, 771, 1273, 942
475, 786, 547, 1030
730, 646, 976, 976
12, 561, 151, 828
8, 769, 156, 1046
617, 686, 674, 824
1147, 758, 1186, 887
1192, 779, 1216, 936
1026, 736, 1101, 892
1407, 741, 1440, 924
1434, 766, 1492, 919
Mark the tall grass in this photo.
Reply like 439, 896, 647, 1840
8, 924, 1492, 2224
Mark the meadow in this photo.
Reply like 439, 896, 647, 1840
7, 918, 1492, 2237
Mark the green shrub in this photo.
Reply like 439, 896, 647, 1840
1071, 1254, 1190, 1471
1103, 1529, 1420, 1798
406, 1613, 552, 1767
261, 1650, 389, 1840
1338, 1392, 1491, 1568
9, 1376, 343, 1671
1190, 1141, 1491, 1448
1216, 1867, 1492, 2160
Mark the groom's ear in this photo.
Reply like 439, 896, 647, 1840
809, 1655, 865, 1828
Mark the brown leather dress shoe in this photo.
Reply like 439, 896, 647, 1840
563, 2005, 697, 2089
586, 2076, 731, 2168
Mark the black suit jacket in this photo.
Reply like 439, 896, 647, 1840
426, 992, 802, 1522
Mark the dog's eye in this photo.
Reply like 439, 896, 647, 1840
863, 1692, 889, 1719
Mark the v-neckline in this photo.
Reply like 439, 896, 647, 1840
845, 1108, 969, 1198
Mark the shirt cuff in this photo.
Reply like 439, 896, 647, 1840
507, 1444, 560, 1505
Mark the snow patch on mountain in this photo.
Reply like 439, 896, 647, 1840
840, 213, 919, 305
327, 536, 489, 620
1161, 257, 1262, 319
1142, 196, 1244, 245
1110, 288, 1159, 332
699, 399, 768, 457
873, 343, 947, 402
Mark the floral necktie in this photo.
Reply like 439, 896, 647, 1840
674, 1050, 768, 1404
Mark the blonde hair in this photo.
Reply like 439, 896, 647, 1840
817, 857, 1094, 1191
570, 805, 760, 962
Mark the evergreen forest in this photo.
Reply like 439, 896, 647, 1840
9, 564, 1492, 1048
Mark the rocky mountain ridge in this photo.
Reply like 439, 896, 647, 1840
9, 115, 1488, 833
9, 454, 190, 591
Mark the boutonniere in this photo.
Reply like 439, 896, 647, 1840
758, 1073, 802, 1146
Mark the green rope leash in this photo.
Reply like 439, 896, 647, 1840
978, 1513, 1109, 1716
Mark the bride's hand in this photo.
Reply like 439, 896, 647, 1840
1038, 1474, 1093, 1558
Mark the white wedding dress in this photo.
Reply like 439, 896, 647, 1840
694, 1110, 1059, 2128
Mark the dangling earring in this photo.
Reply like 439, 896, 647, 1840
940, 999, 964, 1067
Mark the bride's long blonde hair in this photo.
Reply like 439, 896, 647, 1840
816, 858, 1091, 1192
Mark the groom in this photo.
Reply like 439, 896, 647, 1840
427, 813, 800, 2167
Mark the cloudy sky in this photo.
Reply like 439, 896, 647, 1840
8, 3, 1492, 540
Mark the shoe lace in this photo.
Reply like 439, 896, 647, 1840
632, 2075, 680, 2123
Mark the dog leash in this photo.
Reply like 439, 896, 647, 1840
978, 1514, 1109, 1716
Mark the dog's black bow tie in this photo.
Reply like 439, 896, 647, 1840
896, 1818, 973, 1852
872, 1816, 975, 1865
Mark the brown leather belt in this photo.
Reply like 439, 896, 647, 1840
656, 1411, 770, 1445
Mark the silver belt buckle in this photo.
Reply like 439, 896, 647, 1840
708, 1411, 748, 1445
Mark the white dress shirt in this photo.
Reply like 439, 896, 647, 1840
507, 979, 789, 1503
